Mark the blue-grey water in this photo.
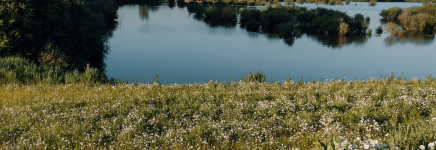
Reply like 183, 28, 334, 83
107, 2, 435, 83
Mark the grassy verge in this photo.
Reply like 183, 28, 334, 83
1, 78, 435, 149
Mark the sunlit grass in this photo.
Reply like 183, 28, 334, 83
1, 77, 436, 149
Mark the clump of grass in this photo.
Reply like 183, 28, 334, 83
0, 57, 107, 84
153, 73, 160, 85
241, 72, 266, 83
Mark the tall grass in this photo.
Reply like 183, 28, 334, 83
0, 77, 435, 149
0, 57, 107, 84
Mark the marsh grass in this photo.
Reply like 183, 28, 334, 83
1, 76, 436, 149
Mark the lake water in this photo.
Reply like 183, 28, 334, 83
106, 2, 436, 83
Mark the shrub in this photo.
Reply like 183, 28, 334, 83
367, 29, 372, 35
381, 4, 436, 34
376, 26, 383, 34
380, 7, 403, 21
338, 22, 349, 35
241, 72, 266, 83
368, 0, 376, 6
386, 22, 403, 36
245, 20, 261, 32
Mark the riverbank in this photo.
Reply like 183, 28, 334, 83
1, 79, 435, 149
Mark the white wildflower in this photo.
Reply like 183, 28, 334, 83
364, 144, 370, 150
420, 145, 426, 150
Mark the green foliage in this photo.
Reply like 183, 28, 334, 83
376, 26, 383, 34
260, 8, 294, 34
381, 4, 436, 34
380, 7, 403, 21
297, 8, 369, 35
0, 57, 107, 84
241, 72, 266, 83
187, 2, 237, 26
153, 73, 159, 85
367, 28, 373, 35
240, 8, 261, 32
0, 0, 118, 70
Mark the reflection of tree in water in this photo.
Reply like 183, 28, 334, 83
283, 37, 296, 46
384, 32, 435, 47
138, 5, 160, 21
138, 5, 149, 21
308, 35, 368, 49
169, 0, 176, 9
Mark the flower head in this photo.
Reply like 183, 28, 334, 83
363, 144, 370, 150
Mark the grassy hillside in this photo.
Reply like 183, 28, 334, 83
1, 78, 436, 149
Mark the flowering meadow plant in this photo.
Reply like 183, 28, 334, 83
0, 78, 436, 149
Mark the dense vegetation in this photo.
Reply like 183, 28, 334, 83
0, 0, 118, 71
187, 1, 238, 26
380, 4, 436, 35
1, 77, 436, 149
0, 57, 108, 84
187, 3, 370, 47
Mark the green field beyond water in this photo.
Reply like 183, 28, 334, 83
1, 79, 436, 149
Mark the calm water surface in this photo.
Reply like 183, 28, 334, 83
107, 2, 436, 83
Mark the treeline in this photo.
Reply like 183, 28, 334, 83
0, 0, 118, 71
380, 4, 436, 35
187, 1, 237, 26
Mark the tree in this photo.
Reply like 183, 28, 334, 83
338, 22, 349, 35
376, 26, 383, 34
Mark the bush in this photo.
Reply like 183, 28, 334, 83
240, 8, 261, 27
338, 22, 349, 35
245, 20, 261, 32
385, 22, 403, 36
376, 26, 383, 34
241, 72, 266, 83
381, 4, 436, 34
368, 0, 376, 6
367, 29, 372, 35
380, 7, 403, 21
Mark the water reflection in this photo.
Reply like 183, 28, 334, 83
169, 0, 176, 9
137, 3, 435, 49
384, 32, 435, 47
107, 4, 436, 83
138, 5, 149, 21
310, 35, 368, 48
